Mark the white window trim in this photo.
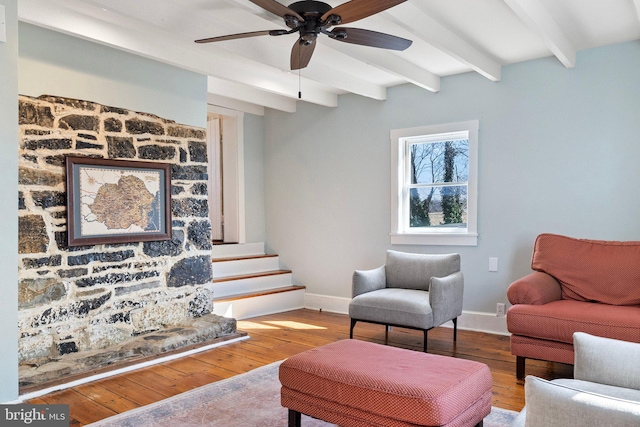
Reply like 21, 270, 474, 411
390, 120, 479, 246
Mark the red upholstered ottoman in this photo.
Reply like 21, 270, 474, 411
279, 340, 492, 427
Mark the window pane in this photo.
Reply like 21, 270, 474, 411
410, 139, 469, 185
409, 186, 467, 228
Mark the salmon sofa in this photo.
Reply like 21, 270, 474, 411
506, 233, 640, 379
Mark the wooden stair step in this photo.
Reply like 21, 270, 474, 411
212, 269, 292, 283
211, 254, 278, 263
213, 285, 305, 303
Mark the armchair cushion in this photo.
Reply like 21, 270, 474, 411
522, 376, 640, 427
532, 233, 640, 305
349, 288, 433, 330
385, 250, 460, 291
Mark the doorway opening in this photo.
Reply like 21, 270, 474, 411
206, 105, 245, 244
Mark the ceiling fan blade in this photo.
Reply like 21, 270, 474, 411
331, 27, 412, 50
250, 0, 304, 21
291, 38, 316, 70
322, 0, 407, 25
195, 30, 274, 43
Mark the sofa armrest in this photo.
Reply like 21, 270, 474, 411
507, 272, 561, 305
429, 271, 464, 326
522, 376, 640, 426
352, 265, 386, 297
574, 332, 640, 390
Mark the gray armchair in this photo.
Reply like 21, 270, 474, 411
349, 250, 464, 352
511, 333, 640, 426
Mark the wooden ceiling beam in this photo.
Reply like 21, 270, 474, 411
386, 3, 502, 82
503, 0, 576, 68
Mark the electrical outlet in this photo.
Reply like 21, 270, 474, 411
489, 257, 498, 272
496, 303, 506, 317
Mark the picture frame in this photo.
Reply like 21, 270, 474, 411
65, 156, 172, 246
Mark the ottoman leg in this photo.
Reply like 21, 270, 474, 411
288, 409, 301, 427
474, 421, 483, 427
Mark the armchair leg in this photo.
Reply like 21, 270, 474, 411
350, 319, 357, 339
453, 318, 458, 342
516, 356, 525, 380
423, 330, 428, 352
385, 325, 389, 345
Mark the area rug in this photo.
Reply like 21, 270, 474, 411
86, 361, 518, 427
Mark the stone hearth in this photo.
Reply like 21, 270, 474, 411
19, 313, 243, 392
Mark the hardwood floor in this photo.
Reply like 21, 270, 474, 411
28, 309, 573, 426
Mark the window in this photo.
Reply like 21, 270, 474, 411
390, 121, 478, 246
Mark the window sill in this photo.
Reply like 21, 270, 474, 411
390, 232, 478, 246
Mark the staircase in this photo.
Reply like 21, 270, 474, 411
210, 243, 305, 320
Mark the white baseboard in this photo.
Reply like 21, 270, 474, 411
304, 293, 509, 336
304, 293, 351, 314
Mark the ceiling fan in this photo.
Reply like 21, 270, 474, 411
195, 0, 412, 70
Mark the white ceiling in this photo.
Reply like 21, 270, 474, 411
18, 0, 640, 115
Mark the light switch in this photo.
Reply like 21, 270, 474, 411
0, 6, 6, 44
489, 257, 498, 272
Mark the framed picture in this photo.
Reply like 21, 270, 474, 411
66, 156, 172, 246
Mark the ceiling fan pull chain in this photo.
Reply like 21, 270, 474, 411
298, 52, 302, 99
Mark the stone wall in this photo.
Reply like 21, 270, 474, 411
17, 95, 216, 365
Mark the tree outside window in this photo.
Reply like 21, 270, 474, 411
409, 139, 469, 229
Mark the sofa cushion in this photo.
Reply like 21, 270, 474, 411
507, 300, 640, 344
385, 250, 460, 291
532, 233, 640, 305
523, 376, 640, 427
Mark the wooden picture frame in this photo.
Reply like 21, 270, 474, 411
65, 156, 172, 246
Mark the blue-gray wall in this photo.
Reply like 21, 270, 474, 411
263, 41, 640, 314
0, 0, 19, 403
19, 23, 207, 128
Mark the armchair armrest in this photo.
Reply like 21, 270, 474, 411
430, 271, 464, 326
507, 272, 561, 305
574, 332, 640, 390
352, 265, 386, 297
